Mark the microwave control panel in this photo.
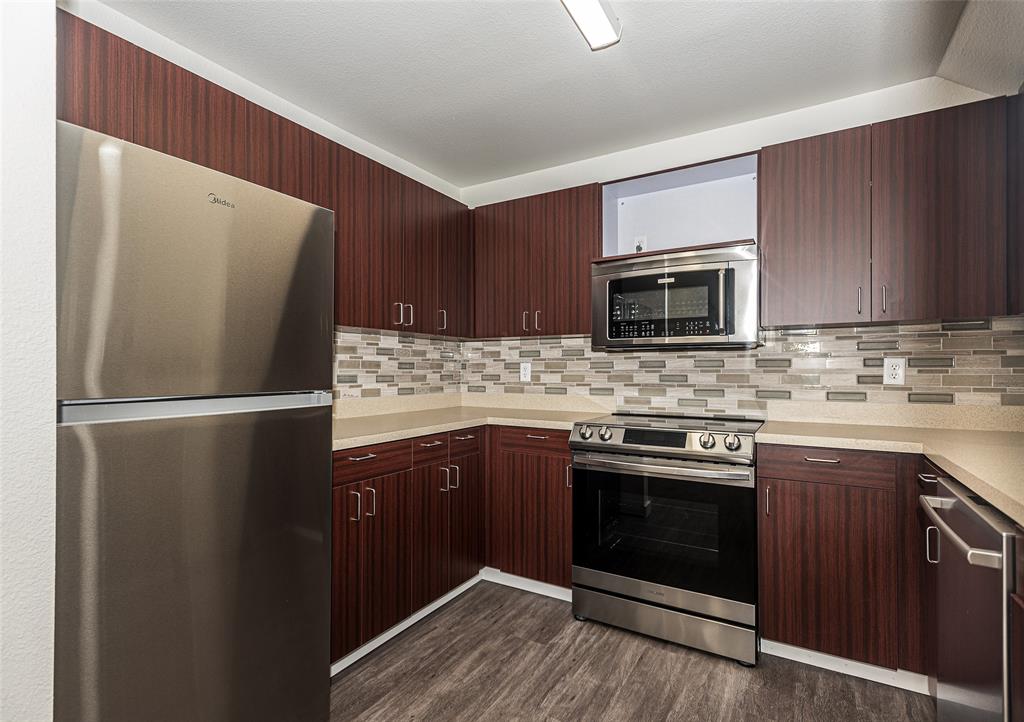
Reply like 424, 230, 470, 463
610, 319, 721, 339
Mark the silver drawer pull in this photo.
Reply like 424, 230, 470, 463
804, 457, 840, 464
454, 435, 476, 441
347, 453, 377, 462
420, 440, 443, 448
526, 434, 549, 440
917, 473, 938, 484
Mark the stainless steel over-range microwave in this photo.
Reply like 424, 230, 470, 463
591, 241, 759, 350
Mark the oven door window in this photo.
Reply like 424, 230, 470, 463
572, 466, 755, 605
607, 269, 733, 340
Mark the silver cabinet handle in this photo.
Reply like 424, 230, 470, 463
526, 434, 549, 440
765, 485, 770, 516
919, 495, 1003, 569
366, 487, 377, 517
439, 308, 448, 331
857, 286, 863, 315
404, 303, 414, 326
522, 311, 528, 332
393, 302, 404, 325
804, 457, 840, 464
718, 268, 726, 334
917, 473, 938, 485
565, 464, 571, 488
451, 464, 460, 489
881, 284, 887, 313
534, 310, 541, 331
350, 490, 361, 522
420, 440, 443, 448
440, 466, 450, 492
347, 453, 377, 462
454, 434, 475, 441
925, 525, 939, 564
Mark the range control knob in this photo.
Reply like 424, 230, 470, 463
699, 433, 716, 450
724, 434, 742, 452
578, 425, 593, 440
598, 426, 614, 442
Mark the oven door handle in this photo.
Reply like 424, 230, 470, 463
573, 455, 754, 488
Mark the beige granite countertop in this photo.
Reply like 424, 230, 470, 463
757, 421, 1024, 527
333, 406, 604, 451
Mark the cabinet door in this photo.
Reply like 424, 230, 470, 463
493, 451, 545, 579
407, 463, 451, 612
759, 477, 898, 668
57, 9, 136, 141
542, 455, 573, 588
449, 453, 483, 589
402, 178, 440, 334
474, 201, 532, 337
537, 185, 601, 336
438, 198, 473, 337
897, 456, 939, 675
872, 97, 1007, 322
760, 127, 872, 327
360, 471, 413, 644
331, 482, 363, 662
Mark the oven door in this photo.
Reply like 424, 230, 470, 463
572, 453, 756, 625
602, 265, 733, 344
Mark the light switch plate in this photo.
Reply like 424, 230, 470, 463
519, 361, 532, 382
883, 357, 906, 385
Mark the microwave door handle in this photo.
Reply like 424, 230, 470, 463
718, 268, 726, 335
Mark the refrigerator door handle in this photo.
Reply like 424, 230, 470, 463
58, 391, 332, 424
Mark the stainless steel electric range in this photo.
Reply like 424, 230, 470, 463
569, 413, 762, 665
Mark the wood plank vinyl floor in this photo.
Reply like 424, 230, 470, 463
330, 582, 935, 721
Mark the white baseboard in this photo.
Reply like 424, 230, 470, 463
329, 574, 483, 677
760, 640, 931, 695
478, 567, 573, 602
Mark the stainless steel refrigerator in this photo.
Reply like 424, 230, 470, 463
54, 121, 334, 722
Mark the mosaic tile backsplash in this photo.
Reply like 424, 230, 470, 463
335, 316, 1024, 416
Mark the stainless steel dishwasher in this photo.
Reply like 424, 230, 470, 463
920, 473, 1020, 722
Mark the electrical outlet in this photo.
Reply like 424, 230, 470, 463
883, 357, 906, 385
519, 361, 532, 383
634, 236, 647, 253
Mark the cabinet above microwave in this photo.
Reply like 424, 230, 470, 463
591, 240, 759, 351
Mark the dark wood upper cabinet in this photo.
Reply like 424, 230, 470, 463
474, 184, 600, 338
872, 97, 1007, 322
758, 473, 898, 669
57, 9, 136, 141
760, 127, 872, 327
1009, 93, 1024, 316
134, 48, 248, 179
439, 199, 473, 337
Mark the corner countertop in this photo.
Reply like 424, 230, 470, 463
333, 407, 604, 451
757, 421, 1024, 528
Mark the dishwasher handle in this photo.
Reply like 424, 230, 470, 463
919, 495, 1003, 569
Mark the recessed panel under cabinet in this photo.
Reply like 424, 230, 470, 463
602, 155, 757, 257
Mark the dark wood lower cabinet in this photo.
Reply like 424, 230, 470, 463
758, 474, 898, 668
408, 462, 451, 612
331, 481, 363, 662
896, 456, 939, 675
449, 451, 483, 589
489, 428, 572, 588
361, 471, 414, 643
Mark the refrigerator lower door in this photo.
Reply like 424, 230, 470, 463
55, 402, 331, 722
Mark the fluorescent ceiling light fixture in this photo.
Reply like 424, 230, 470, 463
561, 0, 622, 51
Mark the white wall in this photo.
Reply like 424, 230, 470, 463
0, 2, 57, 721
461, 76, 990, 208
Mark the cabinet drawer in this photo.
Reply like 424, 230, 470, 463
758, 444, 896, 490
450, 427, 483, 457
498, 426, 570, 456
413, 432, 449, 467
333, 440, 412, 485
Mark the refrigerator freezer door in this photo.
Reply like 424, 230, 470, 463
57, 121, 334, 401
55, 403, 331, 722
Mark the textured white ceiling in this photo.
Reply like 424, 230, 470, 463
102, 0, 967, 186
938, 0, 1024, 96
